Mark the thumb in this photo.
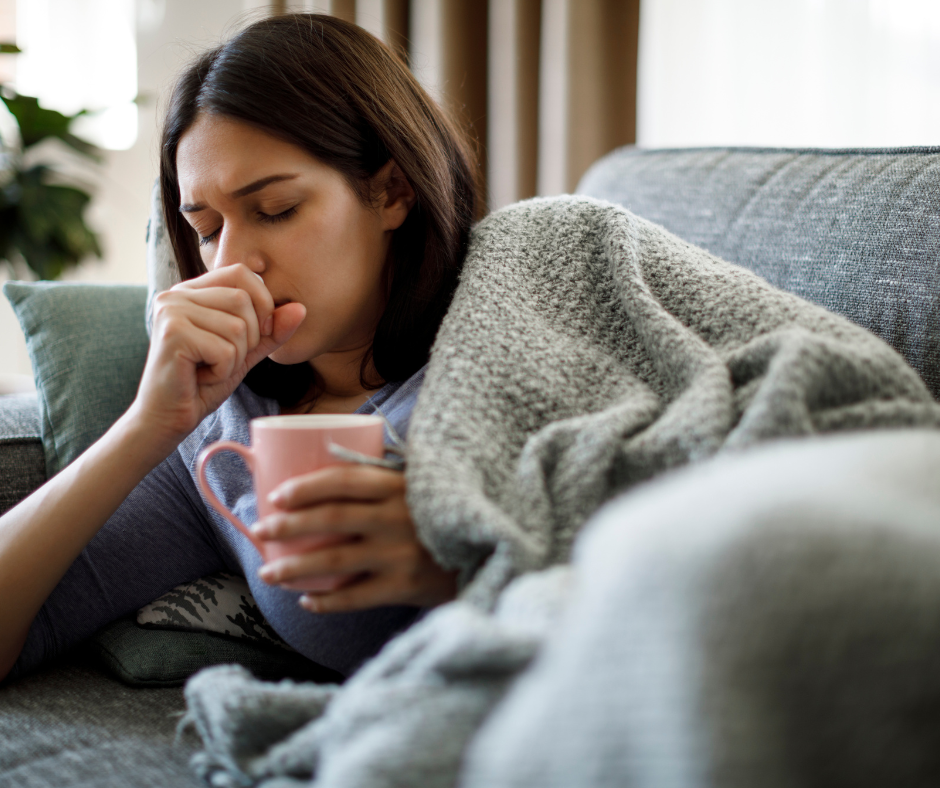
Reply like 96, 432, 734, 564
246, 302, 307, 369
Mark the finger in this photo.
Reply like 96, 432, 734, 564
175, 308, 253, 371
298, 573, 419, 613
299, 573, 395, 612
152, 288, 259, 366
159, 321, 243, 384
276, 571, 362, 594
175, 265, 275, 336
169, 286, 262, 350
258, 539, 412, 585
245, 301, 306, 370
270, 465, 405, 511
253, 497, 411, 541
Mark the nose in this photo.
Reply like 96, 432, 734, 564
211, 223, 266, 274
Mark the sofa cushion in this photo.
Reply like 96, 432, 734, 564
2, 281, 150, 476
577, 146, 940, 400
0, 657, 203, 787
0, 392, 45, 515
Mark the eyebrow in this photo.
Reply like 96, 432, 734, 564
178, 173, 300, 213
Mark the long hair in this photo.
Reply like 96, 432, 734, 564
160, 13, 478, 406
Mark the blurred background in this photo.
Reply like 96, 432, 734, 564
3, 0, 940, 385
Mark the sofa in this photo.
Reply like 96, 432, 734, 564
1, 145, 938, 787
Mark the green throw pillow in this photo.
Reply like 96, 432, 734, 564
93, 617, 343, 688
2, 281, 149, 476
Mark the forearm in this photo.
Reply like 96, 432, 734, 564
0, 404, 180, 679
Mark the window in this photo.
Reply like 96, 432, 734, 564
638, 0, 940, 148
15, 0, 137, 150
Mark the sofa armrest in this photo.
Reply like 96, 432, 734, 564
0, 393, 46, 515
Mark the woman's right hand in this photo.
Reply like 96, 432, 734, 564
131, 264, 305, 447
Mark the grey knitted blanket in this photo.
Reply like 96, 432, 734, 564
184, 197, 940, 787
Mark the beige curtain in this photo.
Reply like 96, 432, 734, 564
273, 0, 640, 211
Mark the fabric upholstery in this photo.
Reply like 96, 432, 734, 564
3, 281, 150, 476
0, 657, 202, 787
0, 393, 44, 515
577, 146, 940, 400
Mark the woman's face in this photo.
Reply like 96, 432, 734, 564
176, 113, 410, 370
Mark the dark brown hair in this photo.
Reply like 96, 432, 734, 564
160, 13, 478, 406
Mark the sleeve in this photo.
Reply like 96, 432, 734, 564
10, 450, 226, 679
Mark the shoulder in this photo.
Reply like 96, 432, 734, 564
471, 195, 633, 237
466, 195, 645, 263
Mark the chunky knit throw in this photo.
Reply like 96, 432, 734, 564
184, 197, 940, 788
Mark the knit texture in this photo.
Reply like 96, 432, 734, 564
407, 195, 940, 605
184, 196, 940, 788
577, 146, 940, 400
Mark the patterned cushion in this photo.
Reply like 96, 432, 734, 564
137, 572, 293, 652
578, 146, 940, 400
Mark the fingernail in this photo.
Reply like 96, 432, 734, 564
262, 315, 273, 336
268, 489, 285, 506
299, 595, 321, 613
251, 521, 270, 538
258, 564, 276, 582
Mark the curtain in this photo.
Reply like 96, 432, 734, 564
273, 0, 640, 210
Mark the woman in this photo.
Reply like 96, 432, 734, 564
0, 14, 474, 681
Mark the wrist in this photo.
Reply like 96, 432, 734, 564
117, 400, 191, 464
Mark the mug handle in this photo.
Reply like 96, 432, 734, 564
196, 441, 259, 548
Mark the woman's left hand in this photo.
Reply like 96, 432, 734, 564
252, 466, 457, 611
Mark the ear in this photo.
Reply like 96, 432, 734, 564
373, 159, 417, 232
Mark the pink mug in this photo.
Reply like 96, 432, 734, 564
196, 413, 385, 591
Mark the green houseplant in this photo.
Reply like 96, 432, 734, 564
0, 87, 102, 280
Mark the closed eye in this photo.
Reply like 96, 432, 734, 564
258, 206, 298, 224
199, 228, 220, 246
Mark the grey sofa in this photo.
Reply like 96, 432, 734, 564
1, 145, 938, 787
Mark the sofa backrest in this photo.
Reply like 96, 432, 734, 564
577, 146, 940, 401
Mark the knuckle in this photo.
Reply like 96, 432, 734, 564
322, 504, 345, 527
157, 317, 184, 343
233, 287, 253, 310
268, 516, 288, 538
391, 541, 420, 568
152, 295, 178, 324
333, 466, 357, 490
229, 317, 248, 340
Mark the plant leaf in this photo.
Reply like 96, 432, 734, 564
4, 165, 102, 278
0, 92, 101, 160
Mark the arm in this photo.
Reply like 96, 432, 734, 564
0, 265, 304, 680
0, 407, 177, 678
